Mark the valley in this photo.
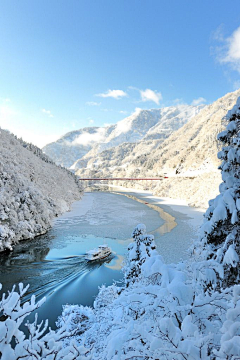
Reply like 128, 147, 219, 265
0, 188, 204, 329
1, 3, 240, 357
43, 89, 240, 208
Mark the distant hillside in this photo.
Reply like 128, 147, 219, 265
42, 89, 240, 208
141, 89, 240, 207
43, 105, 204, 169
0, 129, 82, 251
76, 89, 240, 208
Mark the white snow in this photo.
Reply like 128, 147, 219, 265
43, 104, 203, 169
1, 93, 240, 359
75, 89, 240, 209
0, 196, 238, 360
0, 128, 82, 251
223, 244, 239, 266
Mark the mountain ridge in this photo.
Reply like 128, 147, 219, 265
75, 89, 240, 208
43, 104, 204, 169
43, 89, 240, 208
0, 128, 82, 251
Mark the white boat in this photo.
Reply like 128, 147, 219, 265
85, 244, 112, 261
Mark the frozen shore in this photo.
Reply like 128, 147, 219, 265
92, 185, 205, 263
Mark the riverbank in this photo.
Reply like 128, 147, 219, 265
101, 186, 205, 263
0, 189, 204, 329
0, 128, 82, 252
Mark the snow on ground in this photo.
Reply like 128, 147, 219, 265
146, 194, 205, 227
54, 191, 164, 241
43, 105, 203, 169
106, 185, 204, 225
92, 186, 205, 263
76, 90, 240, 209
0, 128, 82, 251
54, 187, 204, 265
0, 188, 236, 360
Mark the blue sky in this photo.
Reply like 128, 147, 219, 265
1, 0, 240, 147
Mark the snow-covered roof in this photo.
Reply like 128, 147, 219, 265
86, 249, 101, 255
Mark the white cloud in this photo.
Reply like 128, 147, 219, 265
191, 97, 206, 106
233, 80, 240, 90
173, 98, 185, 105
22, 131, 62, 148
72, 128, 106, 146
140, 89, 162, 105
222, 27, 240, 65
212, 25, 225, 42
119, 110, 128, 114
86, 101, 101, 106
96, 89, 127, 99
103, 122, 113, 127
0, 114, 62, 148
101, 108, 113, 112
128, 86, 139, 91
89, 119, 94, 124
214, 26, 240, 74
134, 107, 142, 114
115, 118, 132, 135
42, 108, 54, 118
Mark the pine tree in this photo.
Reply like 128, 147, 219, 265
124, 224, 156, 287
196, 98, 240, 289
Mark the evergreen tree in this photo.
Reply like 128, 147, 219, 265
124, 224, 156, 287
195, 98, 240, 289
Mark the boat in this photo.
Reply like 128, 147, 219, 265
85, 244, 112, 261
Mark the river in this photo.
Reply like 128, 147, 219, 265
0, 189, 204, 329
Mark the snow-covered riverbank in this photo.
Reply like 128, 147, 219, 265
1, 186, 239, 359
0, 128, 82, 251
0, 189, 204, 331
101, 186, 205, 263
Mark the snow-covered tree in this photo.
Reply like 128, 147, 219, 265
123, 223, 157, 286
0, 283, 90, 360
2, 223, 240, 359
195, 98, 240, 290
0, 128, 82, 252
54, 225, 240, 359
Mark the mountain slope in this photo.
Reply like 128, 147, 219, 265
43, 105, 203, 169
0, 129, 82, 251
42, 127, 108, 169
143, 89, 240, 207
76, 89, 240, 208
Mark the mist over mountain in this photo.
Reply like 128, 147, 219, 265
43, 105, 204, 169
78, 90, 240, 207
43, 89, 240, 208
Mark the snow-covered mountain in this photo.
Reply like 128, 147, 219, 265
43, 89, 240, 208
0, 129, 82, 251
43, 127, 109, 169
76, 89, 240, 208
43, 105, 204, 169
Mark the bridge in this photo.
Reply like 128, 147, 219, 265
79, 177, 168, 181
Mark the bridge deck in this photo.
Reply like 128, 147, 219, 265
79, 177, 168, 181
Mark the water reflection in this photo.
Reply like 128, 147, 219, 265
0, 190, 184, 329
105, 255, 125, 270
112, 191, 177, 236
0, 237, 51, 267
0, 232, 125, 329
